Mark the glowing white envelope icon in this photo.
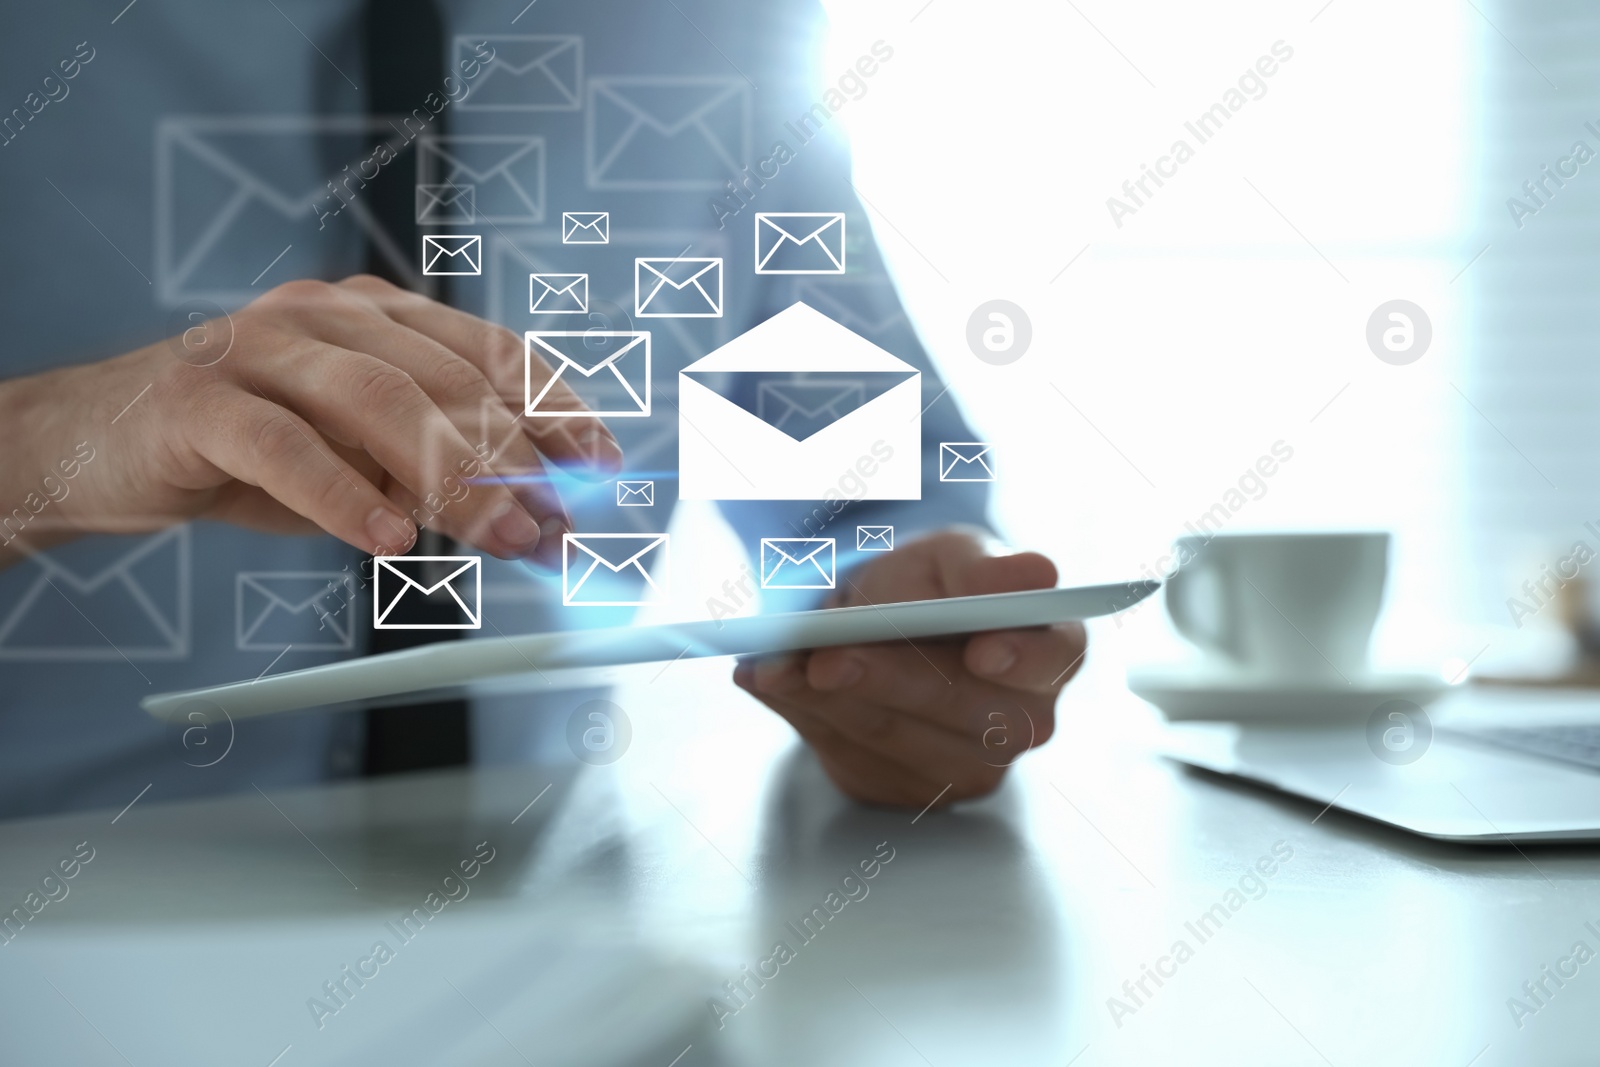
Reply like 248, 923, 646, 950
679, 302, 921, 501
422, 234, 482, 275
635, 257, 723, 318
455, 35, 582, 111
415, 183, 475, 223
939, 443, 996, 482
0, 526, 190, 660
856, 526, 894, 552
587, 77, 750, 190
373, 556, 482, 629
526, 331, 650, 418
236, 571, 356, 651
563, 533, 669, 606
616, 480, 655, 507
562, 211, 609, 243
794, 277, 912, 338
755, 213, 846, 274
418, 135, 545, 223
760, 538, 836, 590
530, 273, 588, 314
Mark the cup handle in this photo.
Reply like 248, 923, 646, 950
1165, 561, 1240, 664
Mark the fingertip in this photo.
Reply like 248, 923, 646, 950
977, 550, 1058, 594
967, 636, 1018, 678
367, 508, 417, 556
808, 651, 864, 691
752, 654, 806, 696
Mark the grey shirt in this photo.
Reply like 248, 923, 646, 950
0, 0, 988, 818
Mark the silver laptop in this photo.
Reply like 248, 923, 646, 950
1163, 688, 1600, 842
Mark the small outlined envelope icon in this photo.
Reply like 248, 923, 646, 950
755, 213, 846, 274
456, 35, 582, 111
530, 273, 588, 314
236, 571, 356, 650
416, 183, 475, 223
760, 538, 836, 590
756, 379, 867, 440
0, 526, 190, 660
587, 76, 751, 190
856, 526, 894, 552
423, 234, 482, 275
563, 211, 609, 243
939, 443, 996, 482
636, 258, 723, 318
616, 480, 655, 507
563, 533, 668, 606
374, 556, 481, 629
526, 331, 651, 417
419, 135, 545, 223
679, 302, 921, 501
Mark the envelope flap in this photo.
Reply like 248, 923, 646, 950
593, 79, 745, 136
640, 258, 719, 288
30, 526, 185, 594
618, 481, 652, 492
426, 235, 480, 255
759, 214, 843, 244
943, 443, 993, 462
571, 535, 666, 570
682, 302, 916, 373
765, 539, 831, 565
169, 120, 411, 216
530, 332, 646, 376
379, 557, 476, 595
756, 379, 867, 417
423, 136, 539, 181
479, 35, 578, 74
533, 274, 585, 294
421, 184, 473, 205
859, 526, 892, 537
565, 212, 607, 227
242, 573, 349, 613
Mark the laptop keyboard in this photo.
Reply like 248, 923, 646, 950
1460, 724, 1600, 773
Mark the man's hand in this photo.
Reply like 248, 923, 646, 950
734, 528, 1087, 810
3, 275, 620, 566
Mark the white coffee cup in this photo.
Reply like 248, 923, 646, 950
1164, 532, 1390, 682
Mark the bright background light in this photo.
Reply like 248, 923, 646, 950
814, 0, 1477, 671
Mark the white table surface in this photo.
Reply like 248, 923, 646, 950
3, 654, 1598, 1067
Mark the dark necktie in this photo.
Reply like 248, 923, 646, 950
359, 0, 472, 775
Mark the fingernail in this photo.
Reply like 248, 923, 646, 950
753, 656, 802, 695
815, 656, 864, 691
367, 509, 416, 555
490, 500, 542, 551
973, 641, 1018, 677
527, 515, 569, 566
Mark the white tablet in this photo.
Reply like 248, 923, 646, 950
142, 581, 1157, 722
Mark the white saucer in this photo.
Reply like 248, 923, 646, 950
1126, 664, 1457, 722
